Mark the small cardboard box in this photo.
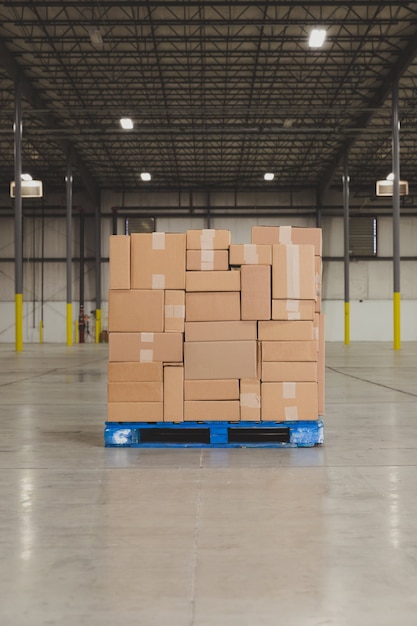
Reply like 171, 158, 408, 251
184, 340, 257, 380
229, 244, 272, 266
261, 340, 318, 362
164, 365, 184, 422
272, 244, 316, 300
185, 321, 257, 342
252, 226, 322, 257
186, 270, 240, 292
186, 249, 229, 271
240, 379, 261, 421
258, 320, 314, 341
108, 382, 163, 402
109, 235, 130, 289
108, 362, 163, 382
108, 289, 164, 332
184, 379, 239, 401
185, 292, 240, 321
107, 402, 163, 422
241, 265, 271, 321
261, 361, 318, 382
164, 290, 185, 333
131, 232, 186, 290
184, 400, 240, 421
261, 382, 318, 421
272, 300, 315, 321
109, 332, 183, 363
186, 229, 231, 250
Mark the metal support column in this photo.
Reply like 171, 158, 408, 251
65, 155, 73, 346
206, 191, 211, 228
342, 155, 350, 345
316, 188, 322, 229
78, 209, 85, 343
392, 78, 401, 350
112, 207, 118, 235
95, 194, 102, 343
14, 78, 23, 352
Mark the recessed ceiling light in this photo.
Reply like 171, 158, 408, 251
309, 29, 327, 48
264, 172, 274, 181
140, 172, 151, 182
120, 117, 134, 130
21, 173, 33, 181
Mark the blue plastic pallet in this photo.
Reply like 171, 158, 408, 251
104, 419, 324, 448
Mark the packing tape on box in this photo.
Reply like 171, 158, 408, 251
140, 332, 154, 343
286, 299, 301, 321
174, 304, 185, 319
283, 382, 296, 398
201, 249, 214, 270
286, 245, 301, 299
140, 349, 154, 362
152, 232, 166, 250
285, 405, 299, 420
243, 244, 259, 264
200, 229, 215, 249
279, 225, 293, 244
152, 273, 165, 289
313, 326, 319, 341
240, 392, 261, 409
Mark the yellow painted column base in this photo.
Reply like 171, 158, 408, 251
39, 320, 43, 344
95, 308, 102, 344
394, 292, 401, 350
15, 293, 23, 352
66, 303, 73, 346
344, 301, 350, 345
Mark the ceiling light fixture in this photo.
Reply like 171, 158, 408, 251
264, 173, 274, 181
386, 172, 395, 181
140, 172, 151, 182
89, 28, 104, 48
120, 117, 134, 130
309, 29, 327, 48
21, 173, 33, 181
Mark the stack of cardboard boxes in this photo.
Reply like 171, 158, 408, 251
107, 226, 324, 423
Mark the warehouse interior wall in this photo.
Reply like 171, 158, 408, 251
1, 188, 416, 342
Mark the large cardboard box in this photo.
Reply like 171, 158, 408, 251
252, 226, 322, 257
184, 379, 239, 401
185, 292, 240, 321
108, 362, 163, 382
131, 232, 186, 290
108, 289, 164, 332
109, 235, 130, 289
164, 365, 184, 421
164, 290, 185, 332
258, 320, 314, 341
261, 340, 317, 362
317, 313, 325, 415
186, 249, 229, 271
186, 270, 240, 292
107, 402, 163, 422
272, 244, 316, 300
184, 341, 257, 380
261, 382, 318, 421
184, 400, 240, 421
108, 382, 163, 402
185, 321, 257, 342
240, 379, 261, 421
261, 361, 318, 382
241, 265, 271, 321
272, 299, 315, 321
109, 332, 183, 363
186, 229, 231, 250
229, 244, 272, 266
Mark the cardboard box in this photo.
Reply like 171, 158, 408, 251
184, 400, 240, 421
164, 365, 184, 422
252, 226, 322, 256
109, 235, 130, 289
317, 313, 325, 415
185, 321, 257, 342
108, 382, 163, 402
240, 379, 261, 421
109, 332, 183, 363
107, 402, 163, 422
108, 289, 164, 332
315, 294, 322, 314
187, 249, 229, 271
164, 290, 185, 333
186, 229, 231, 250
131, 232, 186, 290
261, 340, 318, 362
241, 265, 271, 321
108, 362, 163, 382
184, 379, 239, 401
272, 244, 316, 300
315, 256, 322, 298
261, 382, 318, 421
185, 292, 240, 321
261, 361, 318, 382
258, 320, 314, 341
229, 244, 272, 266
272, 299, 315, 321
186, 270, 240, 292
184, 341, 257, 380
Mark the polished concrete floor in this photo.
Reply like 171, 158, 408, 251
1, 342, 417, 625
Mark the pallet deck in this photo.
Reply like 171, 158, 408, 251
104, 419, 324, 448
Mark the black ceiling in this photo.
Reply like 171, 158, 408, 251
1, 1, 417, 199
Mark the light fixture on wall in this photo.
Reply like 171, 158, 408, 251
10, 176, 43, 198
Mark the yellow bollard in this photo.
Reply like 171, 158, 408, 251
15, 293, 23, 352
393, 292, 401, 350
344, 301, 350, 345
39, 320, 43, 344
66, 302, 73, 346
95, 308, 102, 343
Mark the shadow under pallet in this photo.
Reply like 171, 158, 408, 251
104, 419, 324, 448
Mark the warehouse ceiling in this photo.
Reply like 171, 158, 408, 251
1, 1, 417, 199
